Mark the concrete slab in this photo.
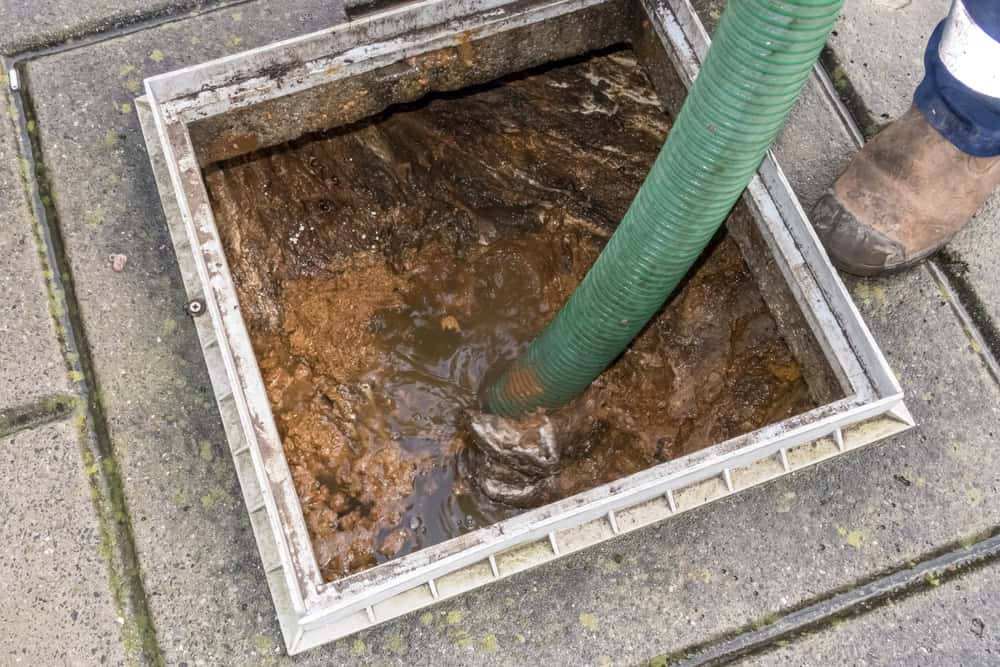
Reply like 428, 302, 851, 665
19, 2, 1000, 665
0, 1, 227, 54
0, 90, 69, 409
773, 75, 858, 211
828, 0, 948, 126
939, 191, 1000, 363
753, 559, 1000, 666
0, 421, 126, 666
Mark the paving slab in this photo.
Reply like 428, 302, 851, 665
828, 0, 949, 126
772, 75, 857, 211
752, 558, 1000, 666
0, 420, 126, 666
0, 89, 68, 409
0, 0, 229, 54
18, 3, 1000, 667
940, 190, 1000, 361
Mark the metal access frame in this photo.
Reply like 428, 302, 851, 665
138, 0, 912, 653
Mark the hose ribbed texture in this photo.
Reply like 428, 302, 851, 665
485, 0, 842, 417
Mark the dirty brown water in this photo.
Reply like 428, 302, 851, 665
204, 48, 815, 581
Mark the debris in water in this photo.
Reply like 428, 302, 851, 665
379, 528, 411, 557
440, 315, 461, 332
464, 410, 562, 506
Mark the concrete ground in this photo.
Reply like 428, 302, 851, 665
2, 0, 999, 665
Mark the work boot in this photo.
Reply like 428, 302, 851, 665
811, 106, 1000, 276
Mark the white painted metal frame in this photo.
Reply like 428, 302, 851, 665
139, 0, 912, 653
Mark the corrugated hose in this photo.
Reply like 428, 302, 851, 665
484, 0, 842, 417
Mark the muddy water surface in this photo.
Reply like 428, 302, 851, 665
205, 49, 815, 581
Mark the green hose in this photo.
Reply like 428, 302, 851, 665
484, 0, 842, 417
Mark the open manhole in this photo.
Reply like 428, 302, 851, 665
139, 0, 912, 653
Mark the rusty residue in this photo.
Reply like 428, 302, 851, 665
204, 49, 814, 581
409, 48, 458, 72
457, 31, 475, 67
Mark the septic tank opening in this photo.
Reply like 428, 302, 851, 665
203, 47, 823, 582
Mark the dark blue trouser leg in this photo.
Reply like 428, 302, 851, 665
914, 0, 1000, 157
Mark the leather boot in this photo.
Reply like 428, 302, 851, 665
811, 106, 1000, 276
